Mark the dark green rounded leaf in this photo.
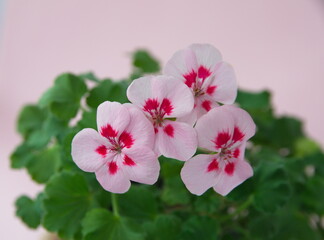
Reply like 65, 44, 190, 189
43, 172, 91, 239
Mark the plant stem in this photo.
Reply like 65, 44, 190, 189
111, 193, 120, 218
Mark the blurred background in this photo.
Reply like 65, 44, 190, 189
0, 0, 324, 239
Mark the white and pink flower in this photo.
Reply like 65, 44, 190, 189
181, 105, 256, 196
164, 44, 237, 124
127, 75, 198, 161
71, 101, 160, 193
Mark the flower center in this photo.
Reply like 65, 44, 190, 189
143, 98, 173, 127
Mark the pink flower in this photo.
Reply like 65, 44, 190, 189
164, 44, 237, 124
71, 101, 160, 193
127, 75, 198, 161
180, 105, 256, 196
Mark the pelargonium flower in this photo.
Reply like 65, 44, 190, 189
71, 101, 160, 193
127, 75, 197, 161
181, 105, 256, 196
164, 43, 237, 124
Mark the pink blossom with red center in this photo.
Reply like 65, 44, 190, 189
127, 75, 198, 161
180, 105, 256, 196
71, 101, 160, 193
164, 44, 237, 124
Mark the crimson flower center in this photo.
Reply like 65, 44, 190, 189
143, 98, 173, 127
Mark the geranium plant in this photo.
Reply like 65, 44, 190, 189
11, 44, 324, 240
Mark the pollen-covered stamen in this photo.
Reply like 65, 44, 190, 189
143, 98, 173, 127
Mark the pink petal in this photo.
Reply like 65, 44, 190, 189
127, 75, 194, 118
123, 104, 155, 149
163, 47, 198, 85
189, 44, 222, 72
222, 105, 256, 142
206, 62, 237, 104
195, 107, 235, 151
195, 96, 219, 119
213, 159, 253, 196
156, 120, 197, 161
121, 147, 160, 185
97, 101, 130, 138
71, 128, 113, 172
181, 154, 221, 196
95, 155, 131, 193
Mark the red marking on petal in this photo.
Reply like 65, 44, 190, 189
101, 124, 118, 138
233, 148, 240, 158
215, 132, 231, 148
119, 131, 134, 148
183, 70, 197, 88
108, 161, 118, 175
232, 127, 245, 143
154, 127, 159, 134
164, 124, 174, 137
202, 100, 212, 112
123, 155, 136, 166
198, 66, 212, 79
225, 162, 235, 175
206, 85, 217, 95
96, 145, 107, 157
207, 159, 219, 172
160, 98, 173, 115
143, 98, 159, 112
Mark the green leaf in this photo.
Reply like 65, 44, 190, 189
236, 90, 271, 110
17, 105, 46, 138
77, 110, 97, 130
160, 157, 190, 205
119, 186, 158, 221
39, 73, 87, 120
180, 216, 219, 240
43, 172, 91, 239
79, 72, 100, 83
132, 50, 160, 73
86, 79, 128, 108
15, 193, 44, 229
10, 143, 34, 169
26, 145, 61, 183
82, 208, 144, 240
294, 137, 322, 157
253, 161, 292, 213
144, 215, 181, 240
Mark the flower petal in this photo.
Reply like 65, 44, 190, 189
195, 106, 235, 151
71, 128, 113, 172
127, 76, 194, 118
181, 154, 221, 196
122, 147, 160, 185
163, 47, 198, 84
156, 120, 197, 161
189, 44, 222, 72
97, 101, 130, 138
213, 159, 253, 196
152, 76, 194, 118
95, 155, 131, 193
206, 62, 237, 104
222, 105, 256, 142
123, 104, 155, 149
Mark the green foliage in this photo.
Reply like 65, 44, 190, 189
11, 50, 324, 239
15, 193, 44, 229
82, 208, 144, 240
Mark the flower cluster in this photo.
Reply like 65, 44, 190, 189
71, 44, 256, 196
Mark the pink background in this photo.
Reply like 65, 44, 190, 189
1, 0, 324, 239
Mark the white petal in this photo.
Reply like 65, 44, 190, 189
189, 44, 223, 72
213, 159, 253, 196
195, 106, 235, 151
207, 62, 237, 104
156, 120, 197, 161
71, 128, 113, 172
121, 147, 160, 185
181, 154, 221, 196
126, 76, 154, 108
97, 101, 130, 138
222, 105, 256, 142
95, 155, 131, 194
123, 104, 155, 149
163, 47, 198, 83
